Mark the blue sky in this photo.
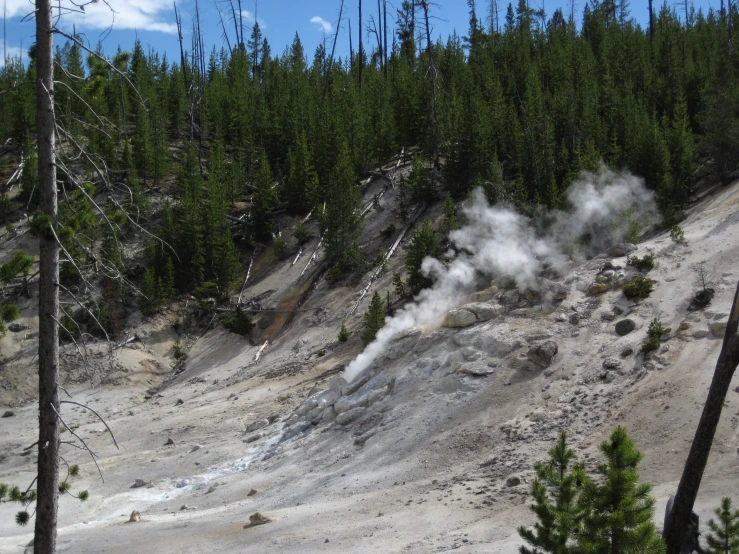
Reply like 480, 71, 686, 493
0, 0, 721, 67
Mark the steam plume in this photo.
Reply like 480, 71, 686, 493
343, 166, 657, 382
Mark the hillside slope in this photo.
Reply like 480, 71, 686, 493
1, 177, 738, 553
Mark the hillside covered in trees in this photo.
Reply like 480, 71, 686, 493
1, 0, 738, 309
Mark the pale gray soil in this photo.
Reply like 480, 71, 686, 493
0, 176, 738, 553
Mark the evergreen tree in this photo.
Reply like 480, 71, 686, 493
286, 131, 319, 213
322, 141, 363, 277
577, 427, 665, 554
252, 150, 278, 241
518, 432, 581, 554
405, 218, 439, 294
363, 291, 386, 344
705, 498, 739, 554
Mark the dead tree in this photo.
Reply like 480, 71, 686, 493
35, 2, 61, 552
419, 1, 440, 170
664, 281, 739, 554
358, 0, 363, 89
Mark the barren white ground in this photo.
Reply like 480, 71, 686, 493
1, 179, 738, 553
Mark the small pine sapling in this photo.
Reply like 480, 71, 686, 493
577, 427, 665, 554
670, 225, 685, 244
338, 323, 349, 342
363, 292, 386, 344
642, 318, 671, 353
518, 432, 582, 553
629, 252, 656, 272
705, 497, 739, 554
622, 277, 654, 299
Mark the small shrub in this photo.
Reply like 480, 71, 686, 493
317, 349, 326, 357
172, 339, 187, 361
393, 271, 407, 299
629, 253, 655, 272
670, 225, 685, 243
5, 221, 16, 236
622, 276, 654, 299
338, 323, 349, 342
294, 222, 310, 244
642, 318, 671, 353
380, 224, 396, 240
1, 304, 19, 323
274, 236, 287, 258
222, 306, 254, 336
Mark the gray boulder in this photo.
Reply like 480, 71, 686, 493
526, 341, 558, 368
443, 308, 478, 328
615, 319, 636, 336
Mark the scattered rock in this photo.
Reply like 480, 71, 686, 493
2, 410, 15, 418
569, 313, 581, 325
245, 419, 269, 433
526, 341, 558, 368
180, 504, 195, 511
693, 329, 710, 339
467, 287, 497, 303
678, 321, 690, 331
603, 359, 621, 370
128, 511, 141, 523
336, 407, 367, 426
176, 479, 191, 488
443, 308, 478, 328
620, 347, 634, 358
455, 364, 494, 377
709, 317, 729, 338
607, 243, 636, 257
588, 283, 611, 296
130, 479, 150, 489
615, 319, 637, 336
506, 475, 521, 487
165, 437, 175, 446
8, 323, 27, 332
601, 311, 616, 321
174, 399, 184, 406
244, 512, 270, 528
189, 445, 202, 453
247, 489, 257, 497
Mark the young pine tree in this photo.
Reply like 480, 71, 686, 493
252, 151, 279, 242
577, 427, 665, 554
405, 218, 439, 294
518, 432, 581, 554
363, 292, 386, 345
705, 498, 739, 554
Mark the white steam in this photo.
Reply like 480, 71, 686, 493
343, 166, 657, 383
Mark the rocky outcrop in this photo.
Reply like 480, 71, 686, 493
443, 308, 478, 328
526, 341, 558, 368
709, 314, 729, 337
443, 302, 504, 328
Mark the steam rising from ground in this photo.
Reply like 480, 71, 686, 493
343, 167, 657, 383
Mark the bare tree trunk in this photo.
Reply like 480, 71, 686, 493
359, 0, 363, 89
648, 0, 654, 38
34, 1, 60, 552
665, 282, 739, 554
420, 1, 440, 170
377, 0, 383, 75
383, 0, 388, 79
349, 18, 354, 74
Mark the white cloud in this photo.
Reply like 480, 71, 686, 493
310, 16, 332, 34
3, 0, 177, 34
1, 46, 27, 68
241, 10, 267, 30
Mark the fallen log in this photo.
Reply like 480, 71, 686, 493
254, 340, 269, 362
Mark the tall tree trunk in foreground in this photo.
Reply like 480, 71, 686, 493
665, 282, 739, 554
34, 0, 61, 552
